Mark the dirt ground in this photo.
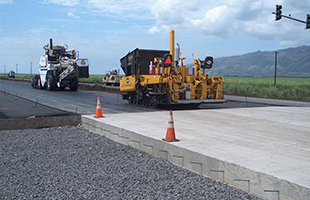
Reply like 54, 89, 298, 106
78, 84, 121, 94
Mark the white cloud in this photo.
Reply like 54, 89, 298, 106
198, 5, 233, 35
43, 0, 80, 7
68, 12, 80, 19
36, 0, 310, 48
148, 26, 159, 34
148, 0, 310, 47
0, 0, 12, 4
73, 0, 309, 49
86, 0, 155, 18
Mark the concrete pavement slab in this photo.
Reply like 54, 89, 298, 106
82, 106, 310, 199
225, 95, 310, 107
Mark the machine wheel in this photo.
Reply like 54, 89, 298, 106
137, 89, 144, 105
47, 74, 57, 91
150, 96, 159, 108
132, 94, 137, 104
143, 97, 150, 107
164, 90, 171, 103
37, 76, 43, 89
69, 76, 78, 91
31, 76, 37, 88
127, 93, 134, 104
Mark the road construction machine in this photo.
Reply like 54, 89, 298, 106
120, 30, 225, 107
31, 39, 89, 91
103, 69, 121, 86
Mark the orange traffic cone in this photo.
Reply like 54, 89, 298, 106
162, 110, 179, 142
94, 96, 105, 118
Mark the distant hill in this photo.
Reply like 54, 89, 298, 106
206, 45, 310, 77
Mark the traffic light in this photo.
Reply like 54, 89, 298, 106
276, 5, 282, 21
306, 14, 310, 29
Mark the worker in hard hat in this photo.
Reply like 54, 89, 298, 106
72, 49, 76, 59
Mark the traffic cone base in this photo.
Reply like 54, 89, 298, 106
162, 138, 179, 142
94, 97, 105, 118
162, 110, 179, 142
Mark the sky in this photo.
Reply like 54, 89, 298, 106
0, 0, 310, 75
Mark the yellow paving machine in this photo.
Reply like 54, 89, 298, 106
120, 30, 225, 107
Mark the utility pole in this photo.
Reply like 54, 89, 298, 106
4, 65, 6, 74
16, 64, 18, 74
30, 62, 32, 75
274, 51, 278, 86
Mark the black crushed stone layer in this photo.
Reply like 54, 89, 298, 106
0, 126, 263, 200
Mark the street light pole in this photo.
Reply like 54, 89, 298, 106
30, 62, 32, 75
4, 65, 6, 74
16, 64, 18, 74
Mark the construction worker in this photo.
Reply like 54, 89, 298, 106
72, 49, 76, 59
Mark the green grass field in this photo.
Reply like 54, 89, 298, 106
79, 75, 104, 84
1, 74, 309, 101
0, 74, 105, 83
224, 77, 310, 101
0, 74, 34, 79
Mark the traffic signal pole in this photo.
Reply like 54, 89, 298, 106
272, 12, 307, 24
272, 5, 310, 29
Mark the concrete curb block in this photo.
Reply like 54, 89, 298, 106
81, 115, 310, 200
0, 115, 81, 130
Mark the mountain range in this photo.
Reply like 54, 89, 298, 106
206, 45, 310, 77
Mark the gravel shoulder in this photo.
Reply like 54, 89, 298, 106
0, 126, 262, 200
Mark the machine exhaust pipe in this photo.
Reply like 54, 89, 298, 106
50, 38, 53, 50
170, 30, 175, 66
